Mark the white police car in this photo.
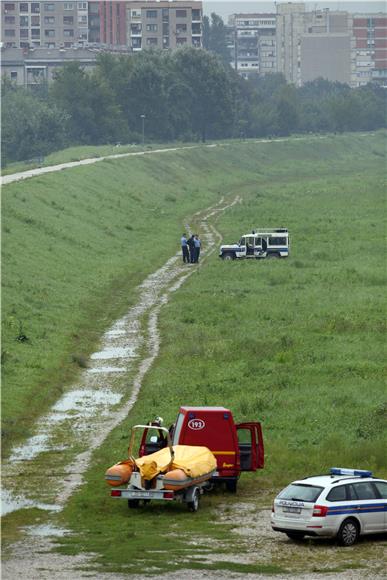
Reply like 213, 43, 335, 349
271, 468, 387, 546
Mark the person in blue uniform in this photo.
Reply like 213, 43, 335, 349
187, 234, 196, 263
181, 233, 190, 263
193, 235, 201, 263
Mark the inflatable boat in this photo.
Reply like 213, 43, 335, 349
160, 468, 215, 491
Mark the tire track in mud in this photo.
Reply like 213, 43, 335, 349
1, 195, 241, 579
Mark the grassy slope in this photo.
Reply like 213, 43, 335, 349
2, 132, 386, 574
2, 143, 250, 450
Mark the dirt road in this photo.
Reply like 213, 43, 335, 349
2, 195, 242, 578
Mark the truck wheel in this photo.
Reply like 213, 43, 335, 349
225, 480, 237, 493
337, 518, 359, 546
267, 252, 280, 259
286, 532, 305, 541
128, 499, 140, 509
222, 253, 234, 261
187, 488, 200, 512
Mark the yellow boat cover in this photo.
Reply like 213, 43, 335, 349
135, 445, 216, 480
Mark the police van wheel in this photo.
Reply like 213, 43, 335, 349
222, 254, 234, 261
337, 519, 359, 546
267, 253, 280, 259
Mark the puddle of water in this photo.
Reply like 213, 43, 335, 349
52, 389, 122, 413
104, 329, 126, 337
90, 346, 135, 360
87, 366, 126, 374
8, 389, 123, 463
25, 524, 70, 537
1, 490, 61, 517
9, 434, 50, 461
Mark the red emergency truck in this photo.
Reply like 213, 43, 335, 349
138, 406, 264, 492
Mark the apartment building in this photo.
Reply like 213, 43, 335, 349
276, 4, 355, 86
275, 2, 305, 86
300, 10, 353, 86
1, 1, 89, 48
1, 45, 100, 86
126, 1, 202, 52
275, 3, 387, 87
227, 13, 276, 79
93, 0, 127, 45
352, 14, 387, 86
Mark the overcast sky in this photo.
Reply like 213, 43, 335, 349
204, 1, 386, 20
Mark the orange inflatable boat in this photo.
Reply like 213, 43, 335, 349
161, 469, 214, 491
105, 459, 134, 487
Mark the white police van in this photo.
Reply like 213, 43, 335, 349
219, 229, 289, 260
271, 468, 387, 546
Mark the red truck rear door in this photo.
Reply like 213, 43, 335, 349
236, 422, 264, 470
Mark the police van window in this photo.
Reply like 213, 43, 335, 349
255, 237, 262, 246
239, 237, 246, 246
374, 481, 387, 499
246, 237, 254, 246
352, 481, 378, 500
326, 485, 347, 502
269, 236, 286, 246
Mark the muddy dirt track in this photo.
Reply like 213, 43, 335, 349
2, 194, 248, 578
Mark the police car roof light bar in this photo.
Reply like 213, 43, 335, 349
330, 467, 372, 478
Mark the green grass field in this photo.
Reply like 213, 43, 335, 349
2, 132, 386, 574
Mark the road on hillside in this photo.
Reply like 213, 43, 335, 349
0, 144, 216, 185
1, 134, 329, 186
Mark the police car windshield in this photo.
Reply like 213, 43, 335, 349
279, 484, 323, 503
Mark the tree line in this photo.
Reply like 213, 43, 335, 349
2, 46, 386, 164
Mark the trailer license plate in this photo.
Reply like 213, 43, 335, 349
132, 492, 151, 498
283, 506, 301, 514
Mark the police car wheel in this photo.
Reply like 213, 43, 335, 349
337, 519, 359, 546
286, 532, 305, 541
222, 253, 234, 261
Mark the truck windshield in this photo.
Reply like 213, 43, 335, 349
278, 484, 323, 503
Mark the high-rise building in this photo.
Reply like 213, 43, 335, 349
276, 4, 354, 86
96, 0, 127, 45
1, 1, 90, 49
352, 14, 387, 87
228, 13, 276, 79
275, 2, 305, 86
300, 10, 353, 86
126, 1, 202, 52
275, 3, 387, 87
